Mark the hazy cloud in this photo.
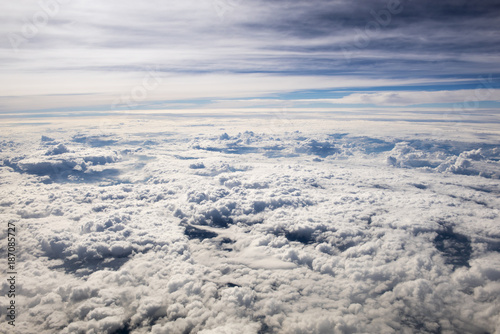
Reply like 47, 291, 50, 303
1, 0, 499, 112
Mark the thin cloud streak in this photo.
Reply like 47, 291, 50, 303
0, 0, 499, 112
0, 74, 477, 112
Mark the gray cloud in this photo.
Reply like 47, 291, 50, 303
1, 1, 499, 112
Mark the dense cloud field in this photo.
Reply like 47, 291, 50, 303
1, 116, 499, 333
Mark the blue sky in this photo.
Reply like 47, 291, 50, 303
1, 0, 499, 115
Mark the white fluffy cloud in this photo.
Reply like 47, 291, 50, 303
320, 89, 500, 107
0, 117, 499, 333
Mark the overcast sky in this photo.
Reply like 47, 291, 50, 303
1, 0, 499, 114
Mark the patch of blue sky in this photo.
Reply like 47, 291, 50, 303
406, 101, 500, 110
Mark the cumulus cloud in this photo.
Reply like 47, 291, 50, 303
0, 118, 499, 334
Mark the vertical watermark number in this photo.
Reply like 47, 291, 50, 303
6, 221, 17, 327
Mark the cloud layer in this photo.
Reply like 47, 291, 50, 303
1, 0, 499, 112
0, 117, 499, 333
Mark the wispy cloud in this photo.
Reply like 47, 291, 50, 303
307, 89, 500, 107
1, 0, 499, 113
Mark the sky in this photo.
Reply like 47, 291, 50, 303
1, 0, 500, 115
1, 2, 500, 332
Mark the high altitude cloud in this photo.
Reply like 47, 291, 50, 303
1, 0, 499, 112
